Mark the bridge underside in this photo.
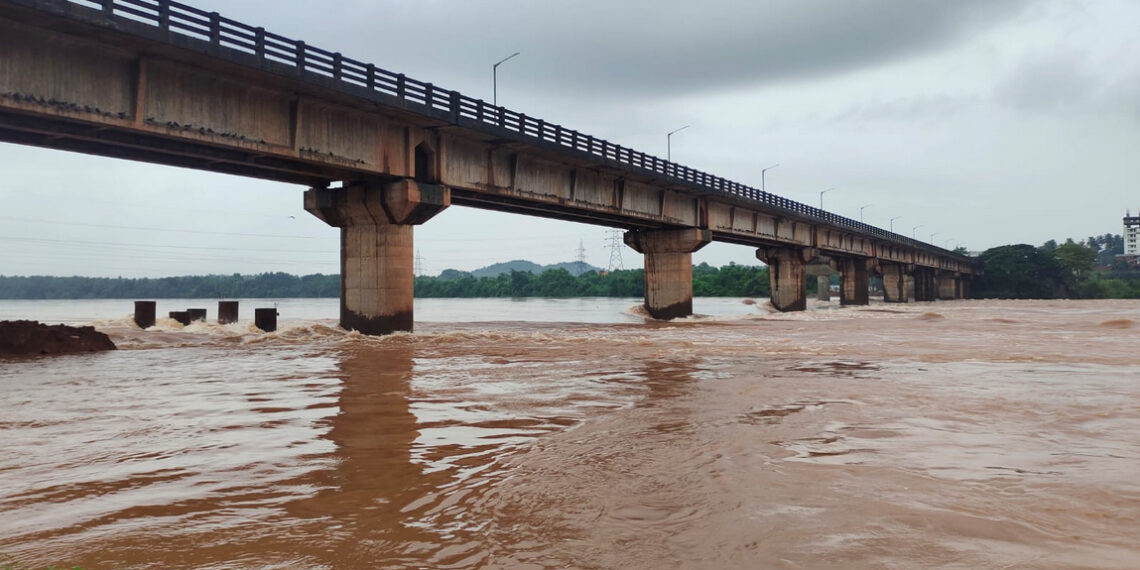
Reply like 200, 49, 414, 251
0, 0, 979, 334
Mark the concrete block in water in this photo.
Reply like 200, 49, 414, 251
134, 301, 156, 329
254, 308, 278, 332
186, 308, 207, 322
168, 311, 191, 326
218, 301, 239, 324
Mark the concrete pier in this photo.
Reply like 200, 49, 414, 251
756, 247, 813, 312
169, 311, 190, 326
914, 268, 938, 302
838, 257, 870, 306
186, 308, 207, 322
254, 308, 278, 332
939, 272, 960, 300
816, 275, 831, 301
624, 228, 711, 319
133, 301, 156, 329
880, 263, 909, 303
218, 301, 239, 325
305, 179, 449, 335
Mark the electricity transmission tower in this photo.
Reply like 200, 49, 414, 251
575, 239, 588, 276
414, 250, 424, 277
606, 229, 624, 272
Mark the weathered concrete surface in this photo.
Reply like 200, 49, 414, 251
756, 247, 813, 312
838, 257, 870, 306
0, 320, 116, 356
881, 263, 909, 303
305, 180, 448, 335
939, 273, 960, 300
624, 228, 711, 320
816, 275, 831, 301
914, 268, 938, 302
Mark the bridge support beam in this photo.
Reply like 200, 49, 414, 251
959, 275, 972, 300
881, 263, 908, 303
756, 247, 814, 312
838, 257, 870, 306
623, 228, 711, 320
305, 179, 449, 335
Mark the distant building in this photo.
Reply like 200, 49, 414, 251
1126, 211, 1140, 256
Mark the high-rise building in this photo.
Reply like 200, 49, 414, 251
1126, 211, 1140, 256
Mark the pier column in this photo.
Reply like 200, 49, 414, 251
837, 257, 870, 306
624, 228, 711, 320
305, 179, 449, 335
816, 276, 831, 301
938, 272, 959, 300
914, 268, 938, 302
880, 262, 908, 303
959, 275, 972, 299
756, 246, 814, 312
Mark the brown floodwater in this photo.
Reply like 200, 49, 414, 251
1, 298, 1139, 569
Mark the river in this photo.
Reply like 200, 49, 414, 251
1, 297, 1138, 569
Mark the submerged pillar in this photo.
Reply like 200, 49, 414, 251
623, 228, 711, 319
959, 276, 972, 300
756, 246, 814, 312
133, 300, 156, 329
881, 263, 908, 303
838, 257, 870, 306
218, 301, 239, 325
305, 179, 449, 335
939, 272, 960, 300
816, 275, 831, 301
914, 268, 937, 302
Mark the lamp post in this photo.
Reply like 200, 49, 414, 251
890, 216, 901, 233
667, 125, 689, 161
930, 232, 938, 243
912, 225, 924, 239
819, 187, 836, 209
492, 51, 520, 107
859, 203, 872, 223
761, 163, 779, 192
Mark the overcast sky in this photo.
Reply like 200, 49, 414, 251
3, 0, 1139, 277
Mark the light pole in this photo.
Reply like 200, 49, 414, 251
761, 163, 779, 192
859, 203, 872, 223
890, 216, 901, 233
667, 125, 689, 161
492, 51, 520, 107
912, 225, 924, 239
819, 187, 836, 209
930, 232, 938, 243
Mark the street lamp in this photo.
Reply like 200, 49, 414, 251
912, 224, 924, 239
930, 232, 938, 243
890, 216, 901, 233
859, 203, 872, 223
819, 187, 836, 209
667, 125, 689, 161
492, 51, 520, 107
761, 163, 779, 192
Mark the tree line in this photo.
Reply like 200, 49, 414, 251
0, 263, 771, 299
974, 233, 1140, 299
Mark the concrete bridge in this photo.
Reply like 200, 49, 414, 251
0, 0, 980, 334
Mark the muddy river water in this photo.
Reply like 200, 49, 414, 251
1, 298, 1138, 569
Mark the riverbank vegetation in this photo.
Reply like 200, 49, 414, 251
974, 234, 1140, 299
0, 263, 771, 299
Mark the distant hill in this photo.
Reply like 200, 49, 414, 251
439, 259, 602, 280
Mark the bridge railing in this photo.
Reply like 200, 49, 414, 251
56, 0, 967, 261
